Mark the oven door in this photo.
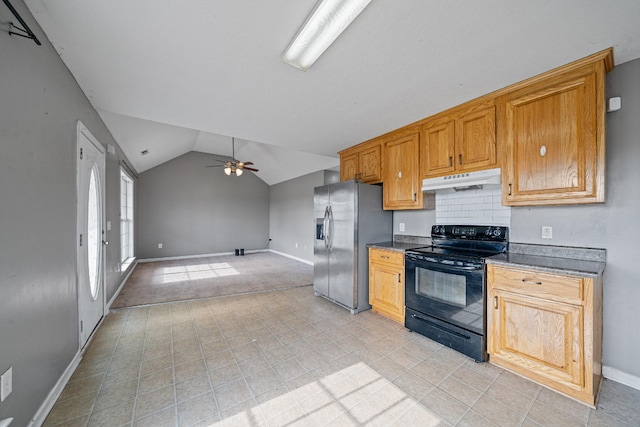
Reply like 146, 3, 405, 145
405, 254, 484, 335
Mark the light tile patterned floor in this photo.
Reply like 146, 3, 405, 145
44, 286, 640, 427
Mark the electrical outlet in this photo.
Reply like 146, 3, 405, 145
541, 226, 553, 239
158, 243, 163, 249
399, 222, 405, 232
1, 367, 12, 402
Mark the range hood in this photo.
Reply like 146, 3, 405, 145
422, 168, 501, 191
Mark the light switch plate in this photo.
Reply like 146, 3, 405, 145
1, 367, 12, 401
541, 226, 553, 239
399, 222, 405, 232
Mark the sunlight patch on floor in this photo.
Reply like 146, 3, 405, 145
155, 263, 240, 284
209, 362, 444, 426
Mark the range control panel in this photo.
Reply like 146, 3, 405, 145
431, 225, 509, 242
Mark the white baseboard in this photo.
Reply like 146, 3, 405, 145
138, 249, 269, 263
603, 365, 640, 391
29, 350, 82, 427
268, 249, 313, 266
106, 259, 138, 310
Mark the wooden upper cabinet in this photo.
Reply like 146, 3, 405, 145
338, 48, 612, 208
358, 143, 382, 182
501, 50, 612, 206
340, 151, 359, 182
339, 140, 382, 183
421, 101, 497, 178
421, 118, 456, 176
457, 105, 497, 171
383, 130, 422, 210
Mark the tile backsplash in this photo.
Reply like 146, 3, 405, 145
435, 186, 511, 226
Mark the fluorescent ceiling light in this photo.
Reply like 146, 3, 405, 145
283, 0, 372, 71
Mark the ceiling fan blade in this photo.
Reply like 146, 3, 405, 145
205, 165, 224, 168
242, 161, 254, 166
243, 167, 259, 172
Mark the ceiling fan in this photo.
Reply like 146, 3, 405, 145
206, 137, 258, 176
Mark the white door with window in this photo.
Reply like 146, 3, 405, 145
77, 122, 106, 348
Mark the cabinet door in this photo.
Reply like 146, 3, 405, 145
369, 261, 404, 323
340, 152, 359, 182
383, 132, 422, 209
502, 64, 603, 205
359, 143, 382, 183
457, 105, 496, 172
421, 119, 455, 177
489, 289, 585, 391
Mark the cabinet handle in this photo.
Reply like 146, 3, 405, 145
522, 279, 543, 285
413, 193, 417, 202
448, 156, 453, 167
508, 183, 512, 195
493, 296, 498, 309
380, 255, 389, 259
458, 154, 462, 165
398, 273, 401, 283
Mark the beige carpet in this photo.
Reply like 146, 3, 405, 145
111, 252, 313, 308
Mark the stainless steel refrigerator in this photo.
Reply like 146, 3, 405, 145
314, 180, 392, 313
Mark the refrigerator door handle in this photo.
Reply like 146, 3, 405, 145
323, 206, 329, 250
327, 205, 334, 252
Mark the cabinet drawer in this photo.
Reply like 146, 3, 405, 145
488, 265, 584, 304
369, 248, 404, 266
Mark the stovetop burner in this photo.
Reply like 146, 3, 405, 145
406, 225, 509, 262
409, 245, 504, 260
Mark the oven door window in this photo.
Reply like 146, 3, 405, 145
416, 267, 466, 308
404, 257, 484, 335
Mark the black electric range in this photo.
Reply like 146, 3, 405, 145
404, 225, 509, 361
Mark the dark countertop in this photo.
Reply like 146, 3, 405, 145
486, 252, 605, 277
370, 239, 606, 277
367, 241, 428, 252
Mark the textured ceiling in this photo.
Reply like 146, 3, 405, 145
24, 0, 640, 184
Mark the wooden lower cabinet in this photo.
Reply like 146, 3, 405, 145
487, 264, 602, 406
368, 248, 405, 323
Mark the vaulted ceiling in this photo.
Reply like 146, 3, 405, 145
24, 0, 640, 185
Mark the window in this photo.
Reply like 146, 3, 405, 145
120, 168, 134, 268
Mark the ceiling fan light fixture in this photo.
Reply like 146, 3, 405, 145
206, 136, 258, 176
283, 0, 372, 71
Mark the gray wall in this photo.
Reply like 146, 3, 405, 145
136, 151, 270, 259
0, 1, 135, 425
393, 208, 437, 236
269, 171, 329, 262
392, 59, 640, 380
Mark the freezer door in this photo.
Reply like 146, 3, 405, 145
313, 185, 330, 298
326, 181, 357, 309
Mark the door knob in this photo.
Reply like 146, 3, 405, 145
102, 240, 109, 246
